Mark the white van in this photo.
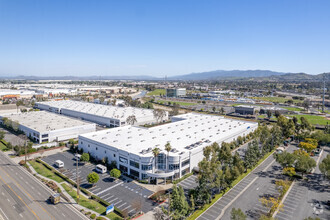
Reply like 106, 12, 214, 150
55, 160, 64, 168
95, 164, 107, 174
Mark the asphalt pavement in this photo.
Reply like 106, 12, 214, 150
42, 151, 158, 216
0, 150, 87, 220
274, 146, 330, 220
196, 146, 282, 220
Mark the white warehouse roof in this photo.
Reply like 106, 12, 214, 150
79, 113, 258, 157
1, 111, 94, 133
36, 100, 156, 122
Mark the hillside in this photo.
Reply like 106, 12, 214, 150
169, 70, 288, 80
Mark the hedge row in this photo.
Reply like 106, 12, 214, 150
36, 159, 122, 217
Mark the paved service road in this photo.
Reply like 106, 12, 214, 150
42, 151, 157, 216
196, 147, 280, 220
177, 175, 198, 191
275, 146, 330, 220
0, 151, 87, 220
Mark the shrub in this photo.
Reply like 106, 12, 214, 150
109, 169, 121, 179
19, 160, 26, 166
90, 214, 96, 219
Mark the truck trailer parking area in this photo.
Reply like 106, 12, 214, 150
41, 151, 157, 216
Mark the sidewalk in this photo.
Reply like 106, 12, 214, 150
4, 146, 68, 164
25, 161, 110, 220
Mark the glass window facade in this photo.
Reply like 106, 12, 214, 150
181, 159, 190, 167
141, 164, 152, 170
130, 160, 139, 169
169, 164, 180, 170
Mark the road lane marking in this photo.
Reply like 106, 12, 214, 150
0, 207, 9, 220
0, 165, 55, 220
0, 175, 40, 220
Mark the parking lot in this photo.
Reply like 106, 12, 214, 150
42, 151, 157, 216
177, 174, 198, 191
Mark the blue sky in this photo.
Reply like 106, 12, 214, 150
0, 0, 329, 77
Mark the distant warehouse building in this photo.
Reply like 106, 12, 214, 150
234, 105, 260, 115
0, 111, 96, 143
78, 113, 258, 182
166, 88, 186, 97
35, 100, 168, 127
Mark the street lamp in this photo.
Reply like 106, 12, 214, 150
76, 155, 80, 203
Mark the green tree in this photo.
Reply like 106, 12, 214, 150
80, 153, 90, 163
152, 147, 160, 173
244, 141, 260, 169
126, 115, 137, 125
220, 107, 225, 115
165, 142, 172, 172
87, 172, 99, 186
219, 142, 232, 164
110, 168, 121, 179
170, 185, 190, 219
266, 110, 272, 119
319, 154, 330, 179
295, 155, 316, 177
230, 208, 247, 220
0, 131, 5, 140
274, 151, 296, 168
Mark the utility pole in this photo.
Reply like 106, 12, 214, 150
76, 156, 80, 203
24, 140, 27, 164
322, 73, 326, 113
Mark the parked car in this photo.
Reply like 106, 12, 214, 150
55, 160, 64, 168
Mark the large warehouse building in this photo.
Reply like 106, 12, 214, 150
78, 113, 258, 182
35, 100, 168, 127
0, 111, 96, 143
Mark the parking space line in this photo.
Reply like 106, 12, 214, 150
114, 200, 122, 206
108, 197, 118, 204
104, 195, 114, 201
95, 182, 123, 196
117, 202, 127, 209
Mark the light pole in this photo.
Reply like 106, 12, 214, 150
76, 156, 80, 203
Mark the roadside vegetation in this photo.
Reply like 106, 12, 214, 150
28, 160, 64, 183
61, 183, 122, 220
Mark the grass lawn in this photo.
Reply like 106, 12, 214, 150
0, 142, 7, 151
61, 183, 122, 220
157, 100, 196, 106
282, 107, 303, 111
28, 160, 64, 183
286, 114, 329, 125
147, 89, 166, 96
251, 97, 303, 104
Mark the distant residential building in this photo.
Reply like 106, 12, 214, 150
166, 88, 186, 97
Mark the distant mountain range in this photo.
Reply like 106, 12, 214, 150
0, 70, 328, 81
168, 70, 289, 80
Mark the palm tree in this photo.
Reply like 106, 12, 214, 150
152, 147, 160, 173
126, 115, 137, 125
165, 142, 172, 172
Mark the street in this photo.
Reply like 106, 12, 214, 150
0, 150, 87, 220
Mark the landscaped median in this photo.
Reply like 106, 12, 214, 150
187, 150, 275, 220
28, 159, 123, 219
